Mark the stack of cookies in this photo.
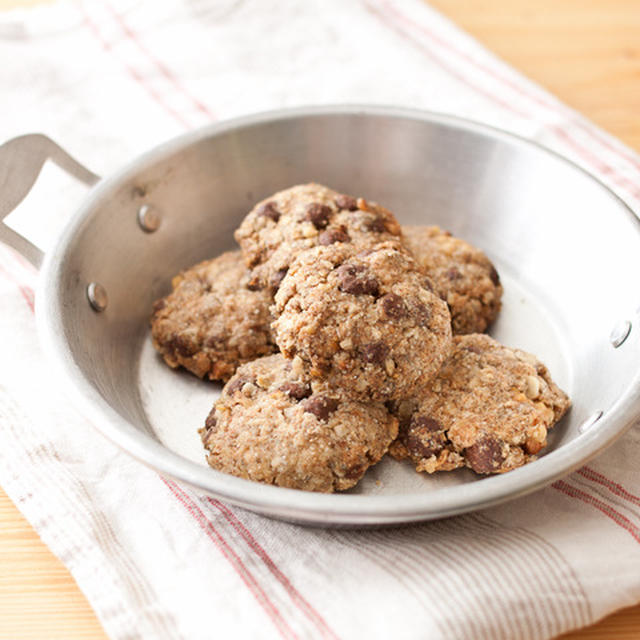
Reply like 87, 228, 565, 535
150, 184, 570, 492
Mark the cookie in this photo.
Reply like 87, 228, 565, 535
150, 250, 276, 382
403, 225, 503, 334
200, 354, 398, 492
389, 334, 571, 474
272, 242, 453, 402
235, 183, 402, 291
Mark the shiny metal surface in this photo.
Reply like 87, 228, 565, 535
610, 320, 632, 348
4, 106, 640, 526
0, 134, 99, 267
137, 204, 161, 233
578, 412, 604, 434
86, 282, 108, 312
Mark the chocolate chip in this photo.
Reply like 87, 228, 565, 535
301, 395, 339, 421
169, 334, 196, 357
335, 263, 379, 296
152, 298, 166, 314
305, 203, 332, 229
201, 412, 218, 442
270, 268, 288, 292
403, 415, 446, 459
334, 194, 358, 211
422, 277, 435, 293
225, 376, 252, 395
381, 293, 407, 319
319, 227, 351, 245
344, 464, 366, 479
410, 415, 443, 432
365, 216, 386, 233
405, 432, 444, 459
462, 343, 483, 354
204, 413, 217, 432
465, 437, 505, 474
489, 266, 501, 286
204, 334, 224, 349
359, 341, 390, 365
257, 201, 281, 222
446, 267, 463, 281
246, 280, 263, 291
415, 302, 431, 327
279, 382, 311, 401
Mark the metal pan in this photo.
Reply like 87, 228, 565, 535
2, 106, 639, 526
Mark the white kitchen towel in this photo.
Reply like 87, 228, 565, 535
1, 1, 640, 639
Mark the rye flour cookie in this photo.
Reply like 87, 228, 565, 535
389, 334, 571, 474
235, 183, 403, 291
403, 225, 503, 334
200, 354, 398, 492
273, 242, 453, 402
150, 250, 276, 382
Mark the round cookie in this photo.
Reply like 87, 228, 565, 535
389, 334, 571, 475
402, 225, 503, 334
200, 354, 398, 492
235, 183, 403, 291
273, 242, 453, 402
150, 250, 276, 382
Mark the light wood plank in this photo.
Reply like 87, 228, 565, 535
428, 0, 640, 151
0, 487, 108, 639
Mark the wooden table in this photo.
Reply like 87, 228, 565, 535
1, 1, 639, 638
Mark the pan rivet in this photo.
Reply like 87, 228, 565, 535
138, 204, 160, 232
87, 282, 108, 312
578, 411, 603, 434
609, 320, 631, 348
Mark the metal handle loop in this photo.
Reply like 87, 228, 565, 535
0, 134, 100, 268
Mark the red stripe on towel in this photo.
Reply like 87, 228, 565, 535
163, 479, 299, 640
79, 5, 193, 129
205, 498, 339, 640
553, 480, 640, 544
102, 0, 216, 122
578, 467, 640, 508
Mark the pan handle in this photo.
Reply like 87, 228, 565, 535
0, 134, 100, 268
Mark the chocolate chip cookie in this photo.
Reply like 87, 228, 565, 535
389, 333, 570, 474
403, 225, 503, 334
272, 242, 453, 402
235, 183, 403, 291
200, 354, 398, 492
150, 250, 276, 382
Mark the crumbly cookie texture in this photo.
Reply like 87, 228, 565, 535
402, 225, 503, 334
389, 334, 571, 474
200, 354, 398, 492
235, 183, 403, 291
273, 242, 453, 402
150, 250, 276, 382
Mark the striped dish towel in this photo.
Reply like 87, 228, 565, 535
1, 1, 640, 638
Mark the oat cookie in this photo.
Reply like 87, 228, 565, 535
389, 334, 570, 474
235, 183, 402, 291
273, 242, 453, 402
150, 250, 276, 382
403, 225, 503, 334
200, 354, 398, 492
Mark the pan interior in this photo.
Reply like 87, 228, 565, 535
49, 111, 640, 502
137, 268, 572, 494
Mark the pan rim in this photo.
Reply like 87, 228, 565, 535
36, 104, 640, 525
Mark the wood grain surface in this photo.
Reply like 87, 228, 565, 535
1, 0, 640, 639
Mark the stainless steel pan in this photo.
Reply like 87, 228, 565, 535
2, 106, 639, 526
